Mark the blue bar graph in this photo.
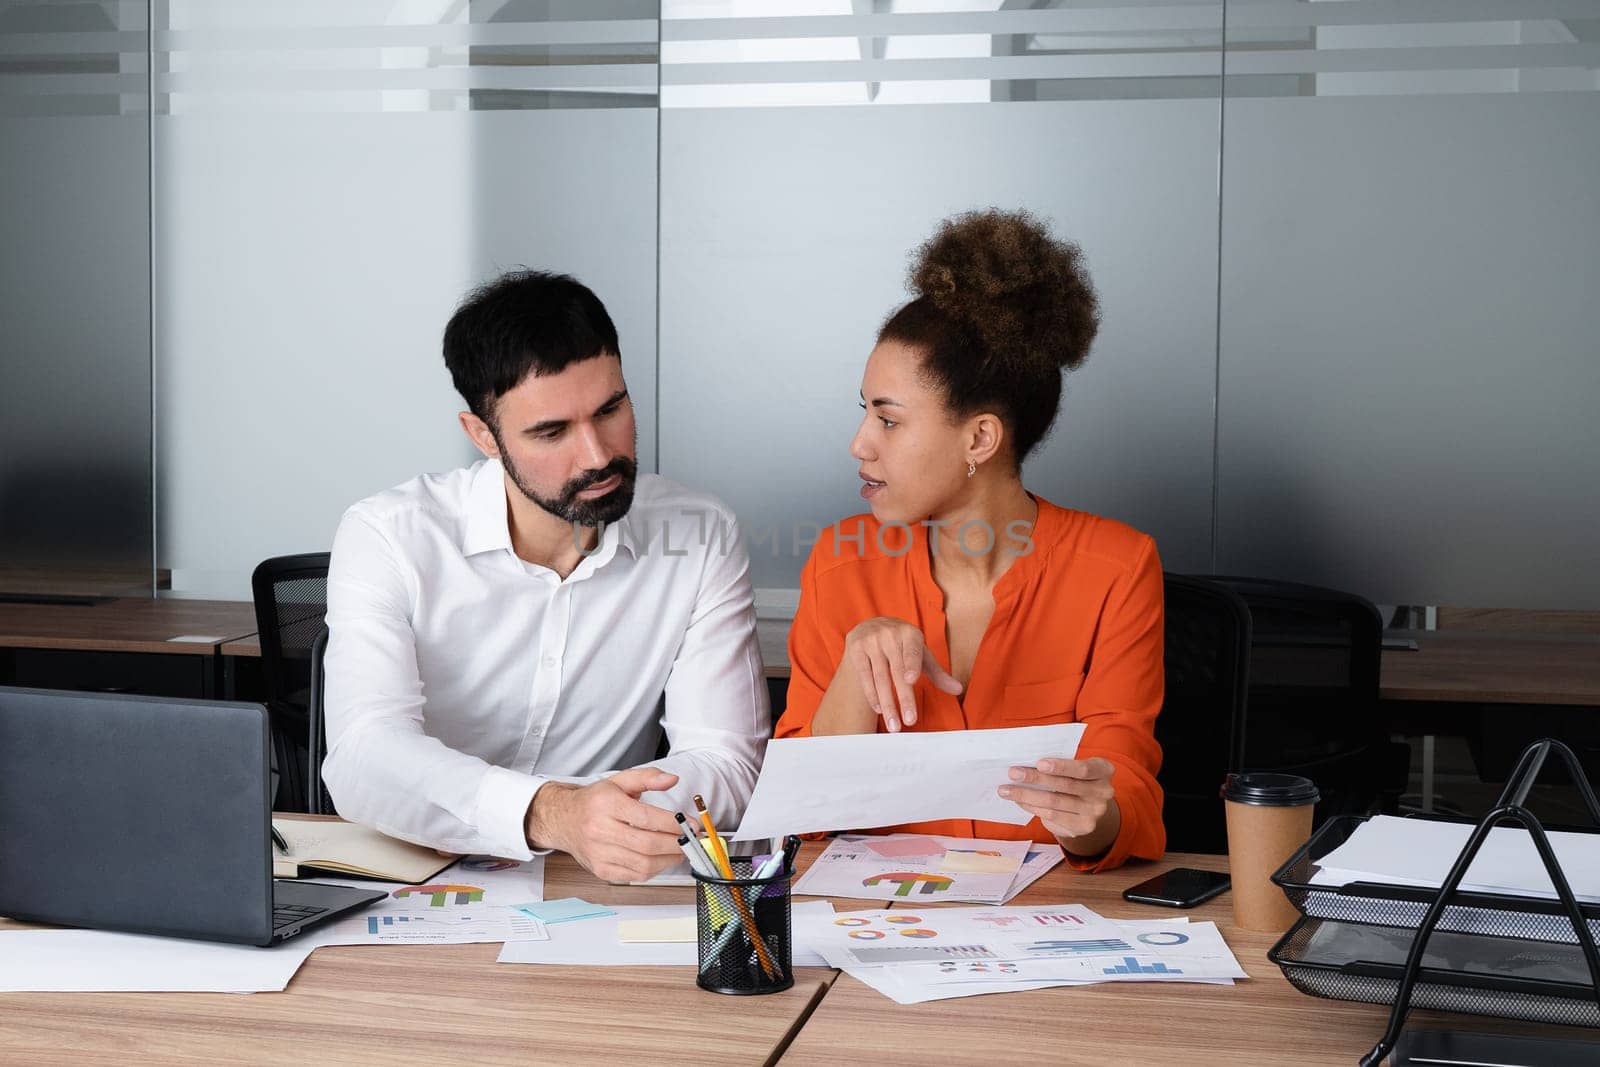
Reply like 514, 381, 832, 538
367, 915, 419, 934
1103, 957, 1183, 975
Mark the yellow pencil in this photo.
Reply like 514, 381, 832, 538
692, 794, 731, 874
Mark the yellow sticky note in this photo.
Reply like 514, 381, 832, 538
616, 917, 698, 943
940, 849, 1021, 875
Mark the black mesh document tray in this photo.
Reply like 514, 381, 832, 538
1273, 815, 1600, 945
1271, 916, 1600, 1030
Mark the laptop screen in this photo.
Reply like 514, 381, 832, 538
0, 687, 275, 944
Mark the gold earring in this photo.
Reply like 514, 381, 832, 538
967, 460, 977, 478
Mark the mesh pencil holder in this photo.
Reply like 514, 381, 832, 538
693, 858, 793, 995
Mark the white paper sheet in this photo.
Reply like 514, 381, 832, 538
496, 900, 838, 967
798, 904, 1122, 968
301, 855, 548, 945
313, 854, 546, 915
733, 724, 1086, 839
0, 929, 319, 993
1311, 815, 1600, 902
1003, 844, 1066, 900
816, 912, 1245, 1004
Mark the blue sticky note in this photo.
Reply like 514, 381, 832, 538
516, 898, 616, 925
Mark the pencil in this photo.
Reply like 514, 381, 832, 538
692, 794, 731, 874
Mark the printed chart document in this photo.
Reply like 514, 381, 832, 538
734, 723, 1085, 840
794, 905, 1247, 1004
792, 834, 1032, 904
308, 855, 549, 947
318, 908, 548, 947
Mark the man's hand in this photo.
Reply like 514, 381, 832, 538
998, 756, 1121, 856
524, 767, 685, 882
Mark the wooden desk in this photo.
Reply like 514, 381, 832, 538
784, 852, 1600, 1067
1382, 633, 1600, 707
222, 633, 262, 658
0, 598, 262, 699
0, 598, 258, 657
0, 840, 839, 1067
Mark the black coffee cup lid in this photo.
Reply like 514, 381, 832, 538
1221, 772, 1320, 807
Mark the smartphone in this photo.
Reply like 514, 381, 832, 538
1121, 867, 1231, 908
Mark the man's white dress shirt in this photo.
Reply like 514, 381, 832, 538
322, 459, 769, 860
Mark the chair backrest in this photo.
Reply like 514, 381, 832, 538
1156, 574, 1252, 854
1208, 575, 1392, 822
250, 553, 331, 713
307, 625, 334, 815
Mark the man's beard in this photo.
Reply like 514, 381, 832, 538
503, 451, 638, 527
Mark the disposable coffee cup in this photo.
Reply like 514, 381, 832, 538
1222, 772, 1319, 932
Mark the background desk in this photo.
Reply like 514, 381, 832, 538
0, 598, 259, 698
1380, 632, 1600, 801
758, 619, 1600, 706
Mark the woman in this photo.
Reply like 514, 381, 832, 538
775, 209, 1164, 872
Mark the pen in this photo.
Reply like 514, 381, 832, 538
752, 849, 785, 882
270, 826, 289, 855
783, 835, 801, 875
676, 834, 717, 879
675, 811, 718, 871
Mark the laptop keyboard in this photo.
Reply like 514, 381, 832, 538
273, 902, 331, 932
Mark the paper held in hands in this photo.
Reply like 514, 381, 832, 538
732, 723, 1086, 840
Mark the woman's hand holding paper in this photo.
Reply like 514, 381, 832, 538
999, 757, 1121, 859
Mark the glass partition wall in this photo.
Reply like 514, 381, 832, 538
2, 1, 1594, 610
1214, 0, 1600, 609
1, 1, 153, 599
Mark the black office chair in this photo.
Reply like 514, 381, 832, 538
1156, 574, 1253, 854
250, 553, 330, 812
1209, 576, 1410, 826
307, 626, 336, 815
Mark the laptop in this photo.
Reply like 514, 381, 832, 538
0, 686, 385, 946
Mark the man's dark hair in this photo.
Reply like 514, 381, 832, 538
442, 270, 620, 426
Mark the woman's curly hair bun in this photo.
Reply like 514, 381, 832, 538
908, 208, 1099, 374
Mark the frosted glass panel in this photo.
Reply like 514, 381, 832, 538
0, 1, 152, 597
1216, 1, 1600, 609
155, 2, 659, 600
659, 100, 1221, 588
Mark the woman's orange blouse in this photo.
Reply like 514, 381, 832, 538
774, 496, 1165, 872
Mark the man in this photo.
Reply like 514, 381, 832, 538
323, 270, 768, 882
